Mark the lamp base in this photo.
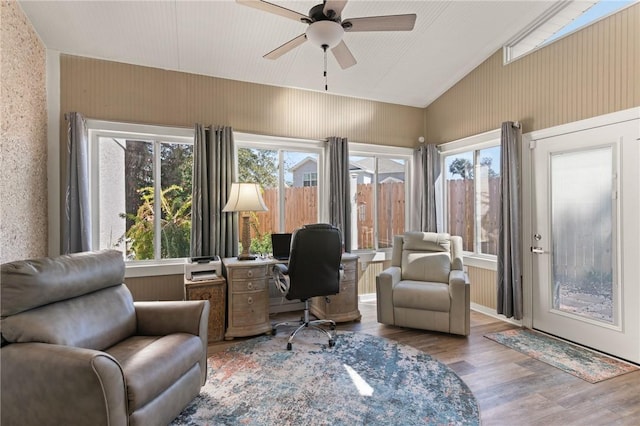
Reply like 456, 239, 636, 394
237, 253, 257, 261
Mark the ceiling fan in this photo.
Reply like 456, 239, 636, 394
237, 0, 417, 71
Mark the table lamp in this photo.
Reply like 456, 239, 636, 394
222, 182, 268, 260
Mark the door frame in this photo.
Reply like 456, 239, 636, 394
521, 107, 640, 330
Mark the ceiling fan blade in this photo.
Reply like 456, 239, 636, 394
343, 14, 417, 32
323, 0, 348, 19
331, 40, 357, 69
264, 34, 307, 60
236, 0, 307, 23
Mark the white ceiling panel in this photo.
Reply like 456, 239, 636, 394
18, 0, 562, 107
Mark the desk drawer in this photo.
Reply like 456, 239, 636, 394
231, 292, 268, 326
230, 278, 267, 293
228, 266, 267, 281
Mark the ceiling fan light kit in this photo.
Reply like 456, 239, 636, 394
237, 0, 416, 90
305, 21, 344, 49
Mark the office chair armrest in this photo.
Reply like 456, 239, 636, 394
273, 263, 289, 275
272, 263, 290, 296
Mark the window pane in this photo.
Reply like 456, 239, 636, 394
97, 138, 154, 260
551, 147, 614, 323
477, 146, 500, 255
351, 156, 374, 250
445, 152, 474, 252
284, 152, 318, 232
377, 158, 406, 249
238, 147, 278, 254
160, 142, 193, 259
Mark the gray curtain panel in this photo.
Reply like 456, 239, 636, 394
497, 121, 523, 319
328, 136, 351, 252
191, 124, 238, 259
62, 112, 92, 254
411, 143, 439, 232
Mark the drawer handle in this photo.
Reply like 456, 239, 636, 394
247, 282, 254, 290
247, 296, 253, 305
247, 270, 253, 277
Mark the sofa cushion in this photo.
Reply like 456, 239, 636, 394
1, 250, 125, 316
1, 285, 136, 350
393, 280, 450, 312
105, 333, 203, 414
401, 251, 451, 283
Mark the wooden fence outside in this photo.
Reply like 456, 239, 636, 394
251, 179, 500, 253
251, 183, 405, 249
447, 178, 500, 254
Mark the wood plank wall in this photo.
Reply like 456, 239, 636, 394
125, 275, 185, 301
424, 3, 640, 144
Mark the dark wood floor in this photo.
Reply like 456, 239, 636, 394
209, 301, 640, 425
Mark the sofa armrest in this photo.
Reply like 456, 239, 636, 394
376, 266, 401, 325
448, 269, 470, 336
134, 300, 210, 385
1, 343, 127, 426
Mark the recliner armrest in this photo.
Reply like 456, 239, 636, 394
448, 269, 468, 287
376, 266, 401, 325
134, 300, 209, 336
135, 300, 210, 385
1, 342, 127, 426
448, 269, 471, 336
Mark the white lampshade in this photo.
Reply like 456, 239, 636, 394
305, 20, 344, 49
222, 183, 268, 213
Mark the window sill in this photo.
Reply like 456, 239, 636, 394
125, 260, 186, 278
463, 255, 497, 271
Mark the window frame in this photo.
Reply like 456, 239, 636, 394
348, 142, 413, 255
234, 132, 327, 233
87, 120, 195, 275
438, 129, 501, 270
302, 172, 318, 187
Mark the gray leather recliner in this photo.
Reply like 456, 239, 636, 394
0, 250, 209, 426
376, 232, 471, 336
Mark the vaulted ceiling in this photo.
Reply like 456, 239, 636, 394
19, 0, 559, 108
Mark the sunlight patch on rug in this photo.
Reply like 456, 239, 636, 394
484, 328, 638, 383
172, 331, 479, 425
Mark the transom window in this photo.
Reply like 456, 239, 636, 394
504, 0, 635, 63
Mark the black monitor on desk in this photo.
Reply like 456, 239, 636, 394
271, 233, 292, 260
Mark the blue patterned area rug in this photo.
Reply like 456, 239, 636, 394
484, 328, 638, 383
172, 331, 479, 425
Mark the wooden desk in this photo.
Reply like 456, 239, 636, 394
223, 254, 360, 340
184, 276, 226, 343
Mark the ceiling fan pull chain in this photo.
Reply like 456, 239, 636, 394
322, 44, 328, 91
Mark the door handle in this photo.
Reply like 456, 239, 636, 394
530, 247, 546, 254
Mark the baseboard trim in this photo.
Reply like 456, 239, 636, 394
470, 303, 522, 327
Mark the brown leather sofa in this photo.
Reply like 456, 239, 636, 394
376, 232, 471, 336
0, 250, 209, 426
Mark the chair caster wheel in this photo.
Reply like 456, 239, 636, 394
330, 324, 336, 331
328, 339, 335, 348
272, 328, 277, 336
287, 342, 292, 351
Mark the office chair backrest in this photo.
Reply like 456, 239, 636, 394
286, 224, 342, 301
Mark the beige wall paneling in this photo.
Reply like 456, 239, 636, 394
0, 1, 48, 263
467, 266, 497, 310
125, 274, 185, 301
424, 3, 639, 144
59, 55, 424, 148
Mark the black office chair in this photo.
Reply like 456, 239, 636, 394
272, 223, 343, 350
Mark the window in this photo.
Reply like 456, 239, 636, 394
349, 144, 412, 251
88, 121, 194, 262
235, 134, 325, 255
504, 0, 635, 63
440, 132, 500, 257
303, 172, 317, 187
